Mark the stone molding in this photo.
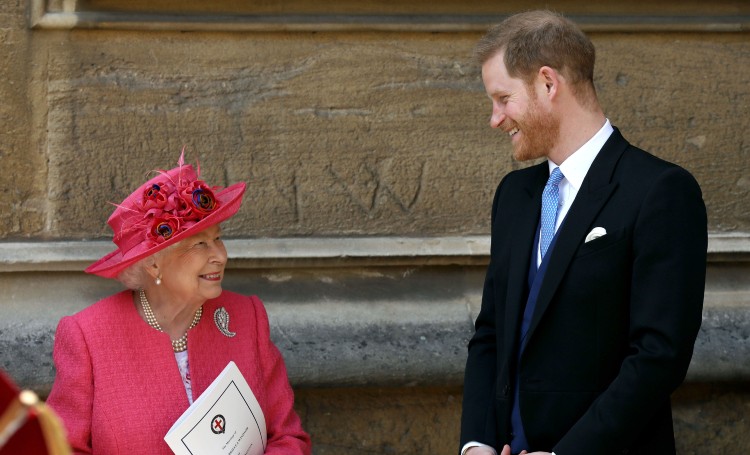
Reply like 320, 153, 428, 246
1, 233, 748, 392
1, 233, 749, 272
29, 1, 750, 32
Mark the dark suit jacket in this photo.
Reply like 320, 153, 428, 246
460, 129, 707, 454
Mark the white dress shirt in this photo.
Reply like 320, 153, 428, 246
537, 120, 614, 266
463, 119, 614, 455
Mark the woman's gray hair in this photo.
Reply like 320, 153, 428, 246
116, 257, 152, 290
115, 243, 177, 289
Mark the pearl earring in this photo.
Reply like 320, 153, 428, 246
155, 275, 162, 285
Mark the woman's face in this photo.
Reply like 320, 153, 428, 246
155, 224, 227, 307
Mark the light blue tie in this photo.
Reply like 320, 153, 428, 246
540, 167, 564, 259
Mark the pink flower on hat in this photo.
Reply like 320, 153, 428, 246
150, 215, 182, 244
143, 182, 171, 211
179, 181, 219, 217
136, 171, 220, 244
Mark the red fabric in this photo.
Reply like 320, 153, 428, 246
0, 414, 50, 455
0, 371, 50, 455
47, 290, 310, 455
0, 370, 18, 406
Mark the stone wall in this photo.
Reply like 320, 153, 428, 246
1, 0, 749, 453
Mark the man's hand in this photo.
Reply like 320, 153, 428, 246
465, 446, 497, 455
466, 444, 552, 455
498, 445, 552, 455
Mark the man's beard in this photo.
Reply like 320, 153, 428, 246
512, 96, 560, 162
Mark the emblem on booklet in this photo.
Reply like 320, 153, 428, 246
211, 414, 226, 434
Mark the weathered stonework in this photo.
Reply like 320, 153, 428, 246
294, 384, 750, 454
3, 29, 747, 239
1, 0, 749, 453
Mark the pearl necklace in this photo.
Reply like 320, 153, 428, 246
138, 289, 203, 352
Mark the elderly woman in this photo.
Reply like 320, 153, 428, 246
47, 154, 311, 454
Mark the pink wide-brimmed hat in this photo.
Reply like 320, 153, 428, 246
86, 152, 246, 279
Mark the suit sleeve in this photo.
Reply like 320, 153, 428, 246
460, 180, 506, 452
251, 297, 312, 455
46, 316, 94, 455
554, 166, 707, 453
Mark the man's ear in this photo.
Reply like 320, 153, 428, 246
537, 65, 561, 100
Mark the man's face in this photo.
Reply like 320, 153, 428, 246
481, 52, 559, 161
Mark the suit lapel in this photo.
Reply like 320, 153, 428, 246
523, 129, 629, 345
503, 163, 548, 359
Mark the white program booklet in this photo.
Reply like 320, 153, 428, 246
164, 361, 267, 455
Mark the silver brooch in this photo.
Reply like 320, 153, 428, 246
214, 307, 236, 338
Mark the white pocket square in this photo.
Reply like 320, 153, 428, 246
585, 227, 607, 243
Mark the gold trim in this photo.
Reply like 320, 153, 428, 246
0, 395, 27, 448
0, 390, 71, 454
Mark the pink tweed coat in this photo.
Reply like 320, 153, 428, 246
47, 290, 311, 455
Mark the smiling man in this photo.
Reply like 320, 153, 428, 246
459, 10, 708, 455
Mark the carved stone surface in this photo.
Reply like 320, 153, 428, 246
1, 0, 749, 452
1, 11, 748, 238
